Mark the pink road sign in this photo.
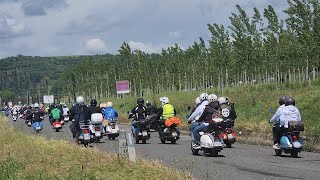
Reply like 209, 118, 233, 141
116, 80, 130, 94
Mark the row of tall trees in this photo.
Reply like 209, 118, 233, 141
58, 0, 320, 100
1, 0, 320, 103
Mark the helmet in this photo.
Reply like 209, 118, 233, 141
64, 104, 67, 108
279, 96, 287, 106
76, 96, 84, 104
285, 96, 295, 106
195, 97, 201, 105
27, 106, 32, 109
160, 97, 169, 105
100, 103, 107, 108
208, 94, 218, 102
106, 102, 113, 107
199, 93, 208, 101
34, 103, 39, 108
146, 101, 151, 106
218, 97, 228, 105
137, 98, 144, 105
90, 99, 97, 106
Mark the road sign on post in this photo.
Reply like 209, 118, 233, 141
118, 139, 128, 155
116, 80, 130, 94
43, 95, 54, 104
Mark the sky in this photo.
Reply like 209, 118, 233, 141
0, 0, 288, 58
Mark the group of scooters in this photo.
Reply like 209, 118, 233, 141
78, 113, 120, 147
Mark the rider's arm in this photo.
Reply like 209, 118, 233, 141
270, 108, 281, 123
297, 110, 302, 121
128, 108, 135, 119
156, 107, 163, 120
188, 105, 203, 121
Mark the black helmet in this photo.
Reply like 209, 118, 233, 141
285, 97, 295, 106
146, 101, 151, 106
90, 99, 97, 106
53, 104, 58, 108
137, 98, 144, 105
279, 96, 287, 105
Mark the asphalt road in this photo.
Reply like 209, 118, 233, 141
8, 116, 320, 180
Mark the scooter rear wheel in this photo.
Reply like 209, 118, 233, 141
171, 140, 176, 144
275, 149, 282, 156
291, 151, 298, 158
161, 138, 166, 144
142, 139, 147, 144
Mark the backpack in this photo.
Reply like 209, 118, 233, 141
51, 108, 61, 119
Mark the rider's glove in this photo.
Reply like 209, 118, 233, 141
203, 122, 209, 126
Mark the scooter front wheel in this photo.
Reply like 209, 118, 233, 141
291, 151, 298, 158
191, 141, 199, 155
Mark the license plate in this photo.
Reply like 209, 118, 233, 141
111, 129, 117, 133
36, 126, 41, 130
64, 117, 69, 120
55, 124, 61, 128
172, 132, 178, 137
95, 132, 101, 137
213, 142, 222, 147
227, 134, 234, 139
84, 134, 90, 140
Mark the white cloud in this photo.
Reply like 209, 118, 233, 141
169, 31, 182, 38
128, 41, 165, 53
0, 16, 30, 39
86, 38, 108, 53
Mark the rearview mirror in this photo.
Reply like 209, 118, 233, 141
186, 106, 191, 111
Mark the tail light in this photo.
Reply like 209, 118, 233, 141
95, 127, 100, 131
83, 129, 89, 134
222, 133, 227, 140
226, 129, 232, 134
232, 132, 237, 138
292, 133, 299, 141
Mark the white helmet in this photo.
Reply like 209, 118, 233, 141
195, 97, 201, 104
208, 94, 218, 102
106, 102, 113, 107
218, 97, 228, 105
76, 96, 84, 104
199, 93, 208, 101
34, 103, 39, 108
160, 97, 169, 105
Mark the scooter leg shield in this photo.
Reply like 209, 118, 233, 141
280, 136, 292, 149
200, 134, 213, 148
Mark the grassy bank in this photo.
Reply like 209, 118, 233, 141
104, 79, 320, 149
0, 115, 191, 180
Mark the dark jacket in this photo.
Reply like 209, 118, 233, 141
146, 105, 157, 116
198, 101, 220, 123
88, 106, 102, 120
33, 107, 45, 122
129, 105, 147, 120
70, 104, 89, 125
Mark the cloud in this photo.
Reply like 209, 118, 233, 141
0, 16, 31, 39
60, 14, 123, 35
86, 38, 108, 53
169, 31, 182, 38
0, 0, 68, 16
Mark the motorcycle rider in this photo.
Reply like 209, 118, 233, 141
69, 96, 90, 143
269, 96, 287, 149
146, 101, 157, 116
280, 97, 302, 128
88, 99, 102, 118
189, 97, 201, 116
25, 106, 33, 123
128, 98, 147, 136
49, 104, 62, 125
188, 93, 209, 133
32, 103, 45, 123
156, 97, 177, 137
62, 104, 70, 117
192, 94, 219, 147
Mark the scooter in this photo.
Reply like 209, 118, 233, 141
63, 115, 70, 123
160, 123, 180, 144
134, 119, 151, 144
79, 123, 91, 147
191, 118, 227, 156
52, 119, 63, 132
33, 121, 43, 133
274, 121, 304, 158
12, 112, 18, 121
220, 121, 237, 148
90, 113, 103, 143
105, 119, 120, 140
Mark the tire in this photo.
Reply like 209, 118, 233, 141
171, 139, 176, 144
210, 150, 219, 157
108, 136, 111, 140
275, 149, 282, 156
83, 141, 89, 147
55, 129, 59, 132
142, 139, 147, 144
191, 142, 199, 155
161, 138, 166, 144
36, 130, 40, 133
136, 139, 140, 144
291, 151, 298, 158
111, 137, 116, 140
226, 141, 232, 148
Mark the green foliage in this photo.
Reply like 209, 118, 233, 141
0, 90, 15, 102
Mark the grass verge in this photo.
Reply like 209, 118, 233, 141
0, 115, 192, 180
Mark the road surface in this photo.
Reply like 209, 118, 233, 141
8, 116, 320, 180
